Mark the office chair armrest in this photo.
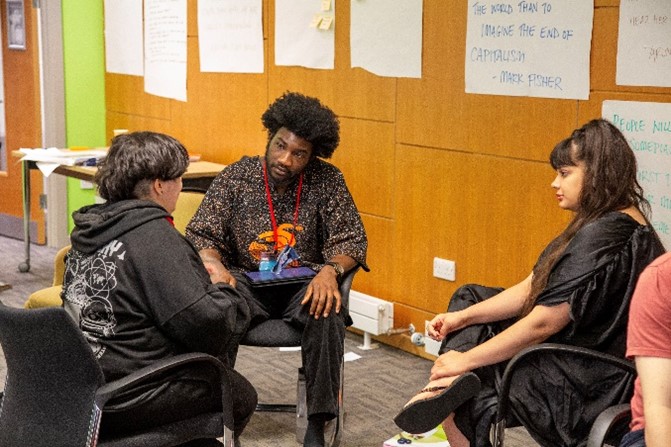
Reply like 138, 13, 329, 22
95, 352, 234, 430
586, 403, 632, 447
339, 265, 360, 305
52, 245, 71, 287
492, 343, 635, 446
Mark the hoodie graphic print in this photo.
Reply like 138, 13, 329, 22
63, 240, 126, 358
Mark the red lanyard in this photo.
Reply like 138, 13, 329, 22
262, 161, 303, 251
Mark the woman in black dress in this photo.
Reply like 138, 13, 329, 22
395, 119, 665, 447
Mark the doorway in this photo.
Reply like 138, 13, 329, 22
0, 28, 5, 173
0, 0, 66, 250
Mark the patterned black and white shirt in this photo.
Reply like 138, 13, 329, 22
186, 155, 368, 273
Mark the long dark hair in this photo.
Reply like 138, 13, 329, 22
522, 119, 650, 316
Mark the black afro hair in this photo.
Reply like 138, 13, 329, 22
261, 92, 340, 159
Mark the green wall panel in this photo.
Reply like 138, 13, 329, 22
62, 0, 106, 230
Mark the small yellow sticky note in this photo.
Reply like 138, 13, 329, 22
321, 0, 331, 11
309, 14, 323, 28
319, 15, 334, 30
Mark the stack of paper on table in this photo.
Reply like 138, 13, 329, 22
19, 147, 107, 166
18, 147, 107, 176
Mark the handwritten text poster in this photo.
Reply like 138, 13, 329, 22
602, 101, 671, 250
617, 0, 671, 87
198, 0, 264, 73
465, 1, 593, 99
144, 0, 187, 102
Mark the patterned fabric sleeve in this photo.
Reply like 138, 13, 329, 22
318, 167, 368, 270
185, 167, 237, 266
185, 156, 368, 272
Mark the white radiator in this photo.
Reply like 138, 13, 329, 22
349, 290, 394, 339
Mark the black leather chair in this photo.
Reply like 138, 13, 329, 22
492, 343, 636, 447
0, 304, 236, 447
587, 403, 632, 447
240, 266, 359, 447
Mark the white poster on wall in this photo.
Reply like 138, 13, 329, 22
104, 0, 144, 76
465, 0, 594, 99
275, 0, 335, 70
602, 100, 671, 250
350, 0, 423, 78
198, 0, 264, 73
616, 0, 671, 87
144, 0, 187, 102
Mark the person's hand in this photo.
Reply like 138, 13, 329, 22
203, 258, 237, 287
430, 350, 471, 380
427, 311, 466, 341
301, 267, 341, 319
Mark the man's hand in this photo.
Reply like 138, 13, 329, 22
301, 266, 341, 319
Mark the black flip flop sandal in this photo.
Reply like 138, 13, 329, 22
393, 372, 481, 434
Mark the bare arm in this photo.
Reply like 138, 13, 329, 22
430, 301, 570, 380
428, 273, 533, 340
199, 248, 236, 287
637, 356, 671, 447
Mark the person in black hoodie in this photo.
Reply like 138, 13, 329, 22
61, 131, 256, 447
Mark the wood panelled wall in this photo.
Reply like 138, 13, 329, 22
106, 0, 671, 356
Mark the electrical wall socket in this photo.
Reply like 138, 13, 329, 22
433, 257, 456, 281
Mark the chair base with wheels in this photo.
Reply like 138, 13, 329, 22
240, 267, 358, 447
242, 326, 345, 446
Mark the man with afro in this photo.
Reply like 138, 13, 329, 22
186, 92, 368, 446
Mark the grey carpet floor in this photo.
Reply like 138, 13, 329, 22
0, 235, 536, 446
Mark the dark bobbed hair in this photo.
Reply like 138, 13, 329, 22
523, 119, 651, 316
95, 131, 189, 203
261, 92, 340, 159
